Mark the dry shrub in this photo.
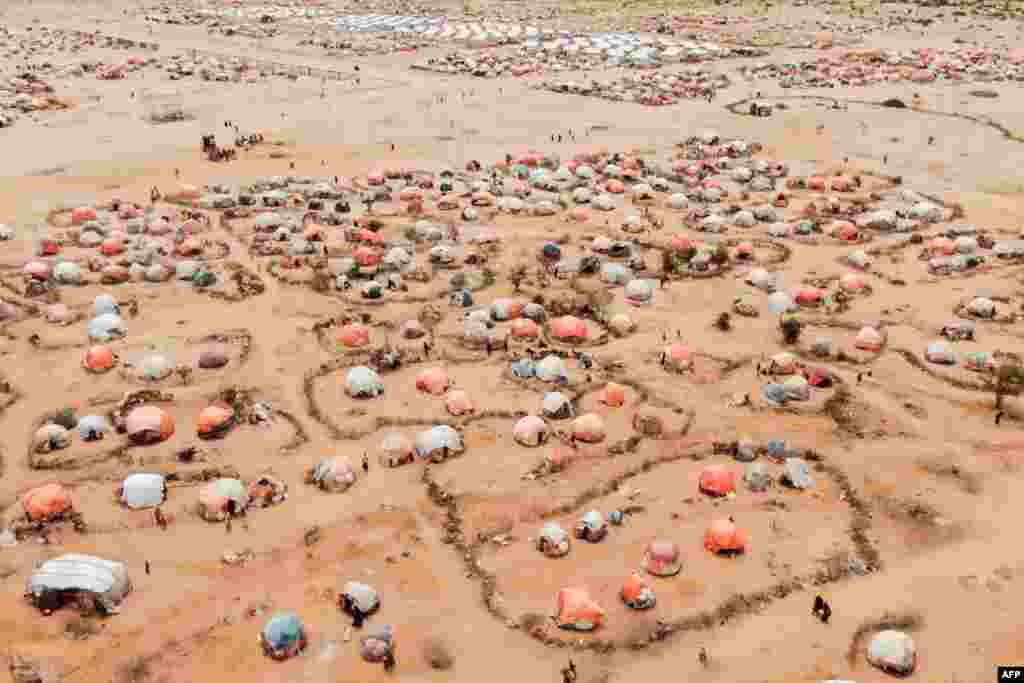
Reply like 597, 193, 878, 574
120, 656, 150, 683
65, 616, 101, 640
422, 635, 454, 670
519, 612, 547, 632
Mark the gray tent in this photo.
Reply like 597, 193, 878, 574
120, 473, 167, 509
27, 554, 132, 614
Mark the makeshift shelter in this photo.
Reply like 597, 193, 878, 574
197, 478, 249, 521
340, 581, 380, 616
854, 326, 884, 352
34, 424, 70, 453
345, 366, 384, 398
27, 554, 131, 615
601, 262, 632, 285
22, 483, 73, 522
767, 291, 796, 314
625, 279, 655, 305
550, 315, 588, 341
511, 358, 536, 379
379, 433, 415, 467
513, 415, 550, 446
81, 344, 115, 371
511, 318, 540, 339
260, 612, 307, 660
416, 367, 451, 395
490, 298, 523, 321
556, 587, 605, 631
574, 510, 608, 542
125, 405, 175, 444
601, 382, 626, 407
704, 518, 748, 554
535, 354, 569, 382
414, 425, 464, 461
75, 414, 110, 442
308, 456, 357, 492
538, 522, 570, 557
571, 413, 606, 443
966, 297, 995, 319
642, 540, 682, 577
925, 341, 956, 365
88, 314, 127, 343
621, 573, 656, 610
338, 323, 371, 348
445, 390, 476, 416
542, 392, 574, 419
868, 630, 916, 676
963, 351, 995, 372
360, 626, 395, 663
118, 473, 166, 510
197, 403, 235, 438
663, 343, 692, 371
699, 465, 736, 497
248, 474, 287, 508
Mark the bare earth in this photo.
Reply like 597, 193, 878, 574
2, 0, 1024, 681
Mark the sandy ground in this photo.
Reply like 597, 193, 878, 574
2, 0, 1024, 682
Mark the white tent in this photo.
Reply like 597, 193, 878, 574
120, 473, 166, 509
28, 554, 132, 614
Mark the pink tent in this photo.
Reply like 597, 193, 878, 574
71, 206, 97, 225
338, 324, 370, 348
602, 382, 626, 407
704, 518, 748, 554
834, 221, 858, 241
511, 318, 539, 339
24, 260, 52, 281
416, 367, 450, 395
445, 390, 475, 416
125, 405, 176, 444
840, 274, 866, 292
513, 415, 549, 447
734, 241, 754, 258
670, 234, 692, 251
550, 316, 588, 341
642, 540, 682, 577
664, 343, 692, 369
606, 179, 625, 194
929, 237, 955, 256
367, 170, 385, 186
794, 286, 824, 306
354, 246, 381, 267
854, 325, 883, 352
807, 176, 827, 192
571, 413, 606, 443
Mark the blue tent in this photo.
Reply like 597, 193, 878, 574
261, 611, 306, 660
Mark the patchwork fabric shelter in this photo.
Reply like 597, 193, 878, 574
574, 510, 608, 542
571, 413, 606, 443
513, 415, 550, 446
341, 581, 380, 615
345, 366, 384, 398
642, 540, 682, 577
550, 315, 588, 341
621, 573, 656, 610
22, 483, 73, 522
308, 456, 357, 492
538, 522, 570, 557
261, 611, 307, 660
416, 367, 451, 395
197, 403, 235, 438
445, 390, 476, 416
414, 425, 464, 461
699, 465, 736, 497
27, 554, 131, 615
379, 433, 415, 467
542, 392, 574, 419
854, 325, 884, 352
556, 587, 605, 631
125, 405, 175, 444
338, 323, 370, 348
704, 518, 748, 554
535, 354, 569, 382
197, 478, 249, 521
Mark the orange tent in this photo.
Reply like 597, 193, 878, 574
556, 587, 605, 631
177, 237, 203, 256
83, 345, 115, 372
807, 176, 827, 192
354, 246, 381, 267
338, 323, 370, 348
571, 413, 606, 443
100, 238, 124, 256
22, 483, 73, 522
197, 403, 235, 437
416, 367, 450, 395
606, 179, 625, 194
670, 234, 692, 251
601, 382, 626, 407
704, 518, 748, 554
734, 241, 754, 258
698, 465, 736, 497
621, 573, 656, 609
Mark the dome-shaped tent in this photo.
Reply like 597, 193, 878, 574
414, 425, 464, 462
704, 518, 747, 554
538, 522, 570, 557
345, 366, 384, 398
642, 540, 681, 577
88, 314, 127, 343
571, 413, 606, 443
542, 392, 574, 419
22, 483, 73, 522
197, 478, 248, 521
340, 581, 380, 616
76, 414, 110, 440
338, 323, 370, 349
574, 510, 608, 542
513, 415, 550, 447
601, 382, 626, 407
307, 456, 357, 492
27, 554, 131, 615
854, 326, 884, 352
621, 573, 656, 610
511, 318, 539, 339
379, 433, 415, 467
926, 341, 956, 365
663, 343, 692, 371
125, 405, 175, 444
197, 403, 234, 438
550, 316, 588, 341
535, 354, 569, 383
556, 587, 605, 631
445, 390, 476, 416
83, 345, 116, 372
119, 473, 166, 509
625, 279, 655, 305
699, 465, 736, 497
490, 298, 523, 321
416, 367, 451, 395
867, 630, 916, 676
260, 611, 307, 660
601, 262, 632, 285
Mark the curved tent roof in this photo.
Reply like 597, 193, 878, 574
341, 581, 380, 614
312, 456, 357, 492
346, 366, 384, 397
542, 392, 574, 419
536, 354, 568, 382
261, 611, 306, 659
556, 587, 605, 631
415, 425, 463, 459
22, 483, 73, 521
28, 554, 131, 610
121, 473, 166, 509
642, 540, 681, 577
